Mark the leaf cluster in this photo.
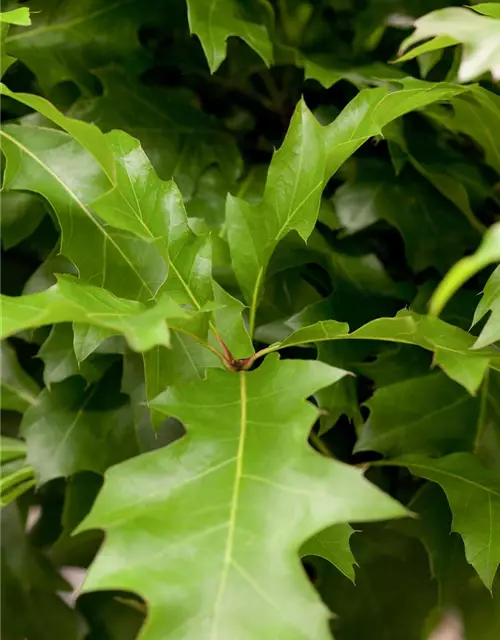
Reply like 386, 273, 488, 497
1, 1, 500, 639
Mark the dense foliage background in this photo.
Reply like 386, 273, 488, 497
1, 1, 500, 639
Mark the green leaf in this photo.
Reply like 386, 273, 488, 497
430, 223, 500, 318
273, 310, 500, 395
1, 191, 46, 250
300, 523, 356, 582
2, 503, 87, 639
398, 6, 500, 83
1, 341, 40, 413
186, 0, 274, 72
1, 435, 27, 464
0, 84, 116, 180
0, 8, 31, 26
0, 7, 30, 77
358, 371, 479, 457
4, 0, 154, 94
0, 436, 35, 506
317, 527, 438, 640
143, 336, 221, 428
334, 163, 480, 273
388, 453, 500, 590
227, 79, 469, 335
472, 265, 500, 349
79, 357, 407, 639
1, 275, 197, 352
425, 87, 500, 174
0, 123, 166, 301
22, 373, 138, 484
38, 324, 113, 386
67, 67, 242, 197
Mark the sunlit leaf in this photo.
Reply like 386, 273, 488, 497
79, 357, 407, 639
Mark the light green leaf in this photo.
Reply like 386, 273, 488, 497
211, 281, 252, 359
301, 523, 356, 582
396, 35, 458, 65
398, 6, 500, 83
22, 375, 138, 484
227, 99, 325, 332
472, 265, 500, 350
0, 342, 40, 413
227, 79, 469, 335
4, 0, 152, 94
143, 336, 221, 428
1, 275, 196, 352
388, 453, 500, 590
186, 0, 274, 73
358, 371, 479, 457
79, 357, 407, 639
0, 8, 31, 26
0, 8, 30, 77
430, 223, 500, 318
273, 310, 500, 395
0, 436, 35, 507
0, 123, 166, 301
1, 436, 27, 464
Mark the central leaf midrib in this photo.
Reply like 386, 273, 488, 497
210, 371, 247, 638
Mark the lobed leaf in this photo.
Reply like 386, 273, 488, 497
186, 0, 274, 73
79, 357, 407, 639
1, 275, 197, 352
227, 79, 469, 335
272, 309, 500, 395
388, 453, 500, 590
398, 5, 500, 83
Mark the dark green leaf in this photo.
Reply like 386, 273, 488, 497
1, 341, 40, 413
358, 371, 479, 457
22, 373, 138, 484
388, 453, 500, 589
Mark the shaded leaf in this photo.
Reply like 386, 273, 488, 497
388, 453, 500, 589
358, 371, 479, 457
1, 503, 87, 639
4, 0, 154, 93
1, 341, 40, 413
22, 372, 138, 484
1, 191, 46, 250
425, 87, 500, 174
68, 67, 242, 197
334, 163, 479, 273
79, 357, 407, 640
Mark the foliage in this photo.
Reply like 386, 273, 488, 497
1, 1, 500, 639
